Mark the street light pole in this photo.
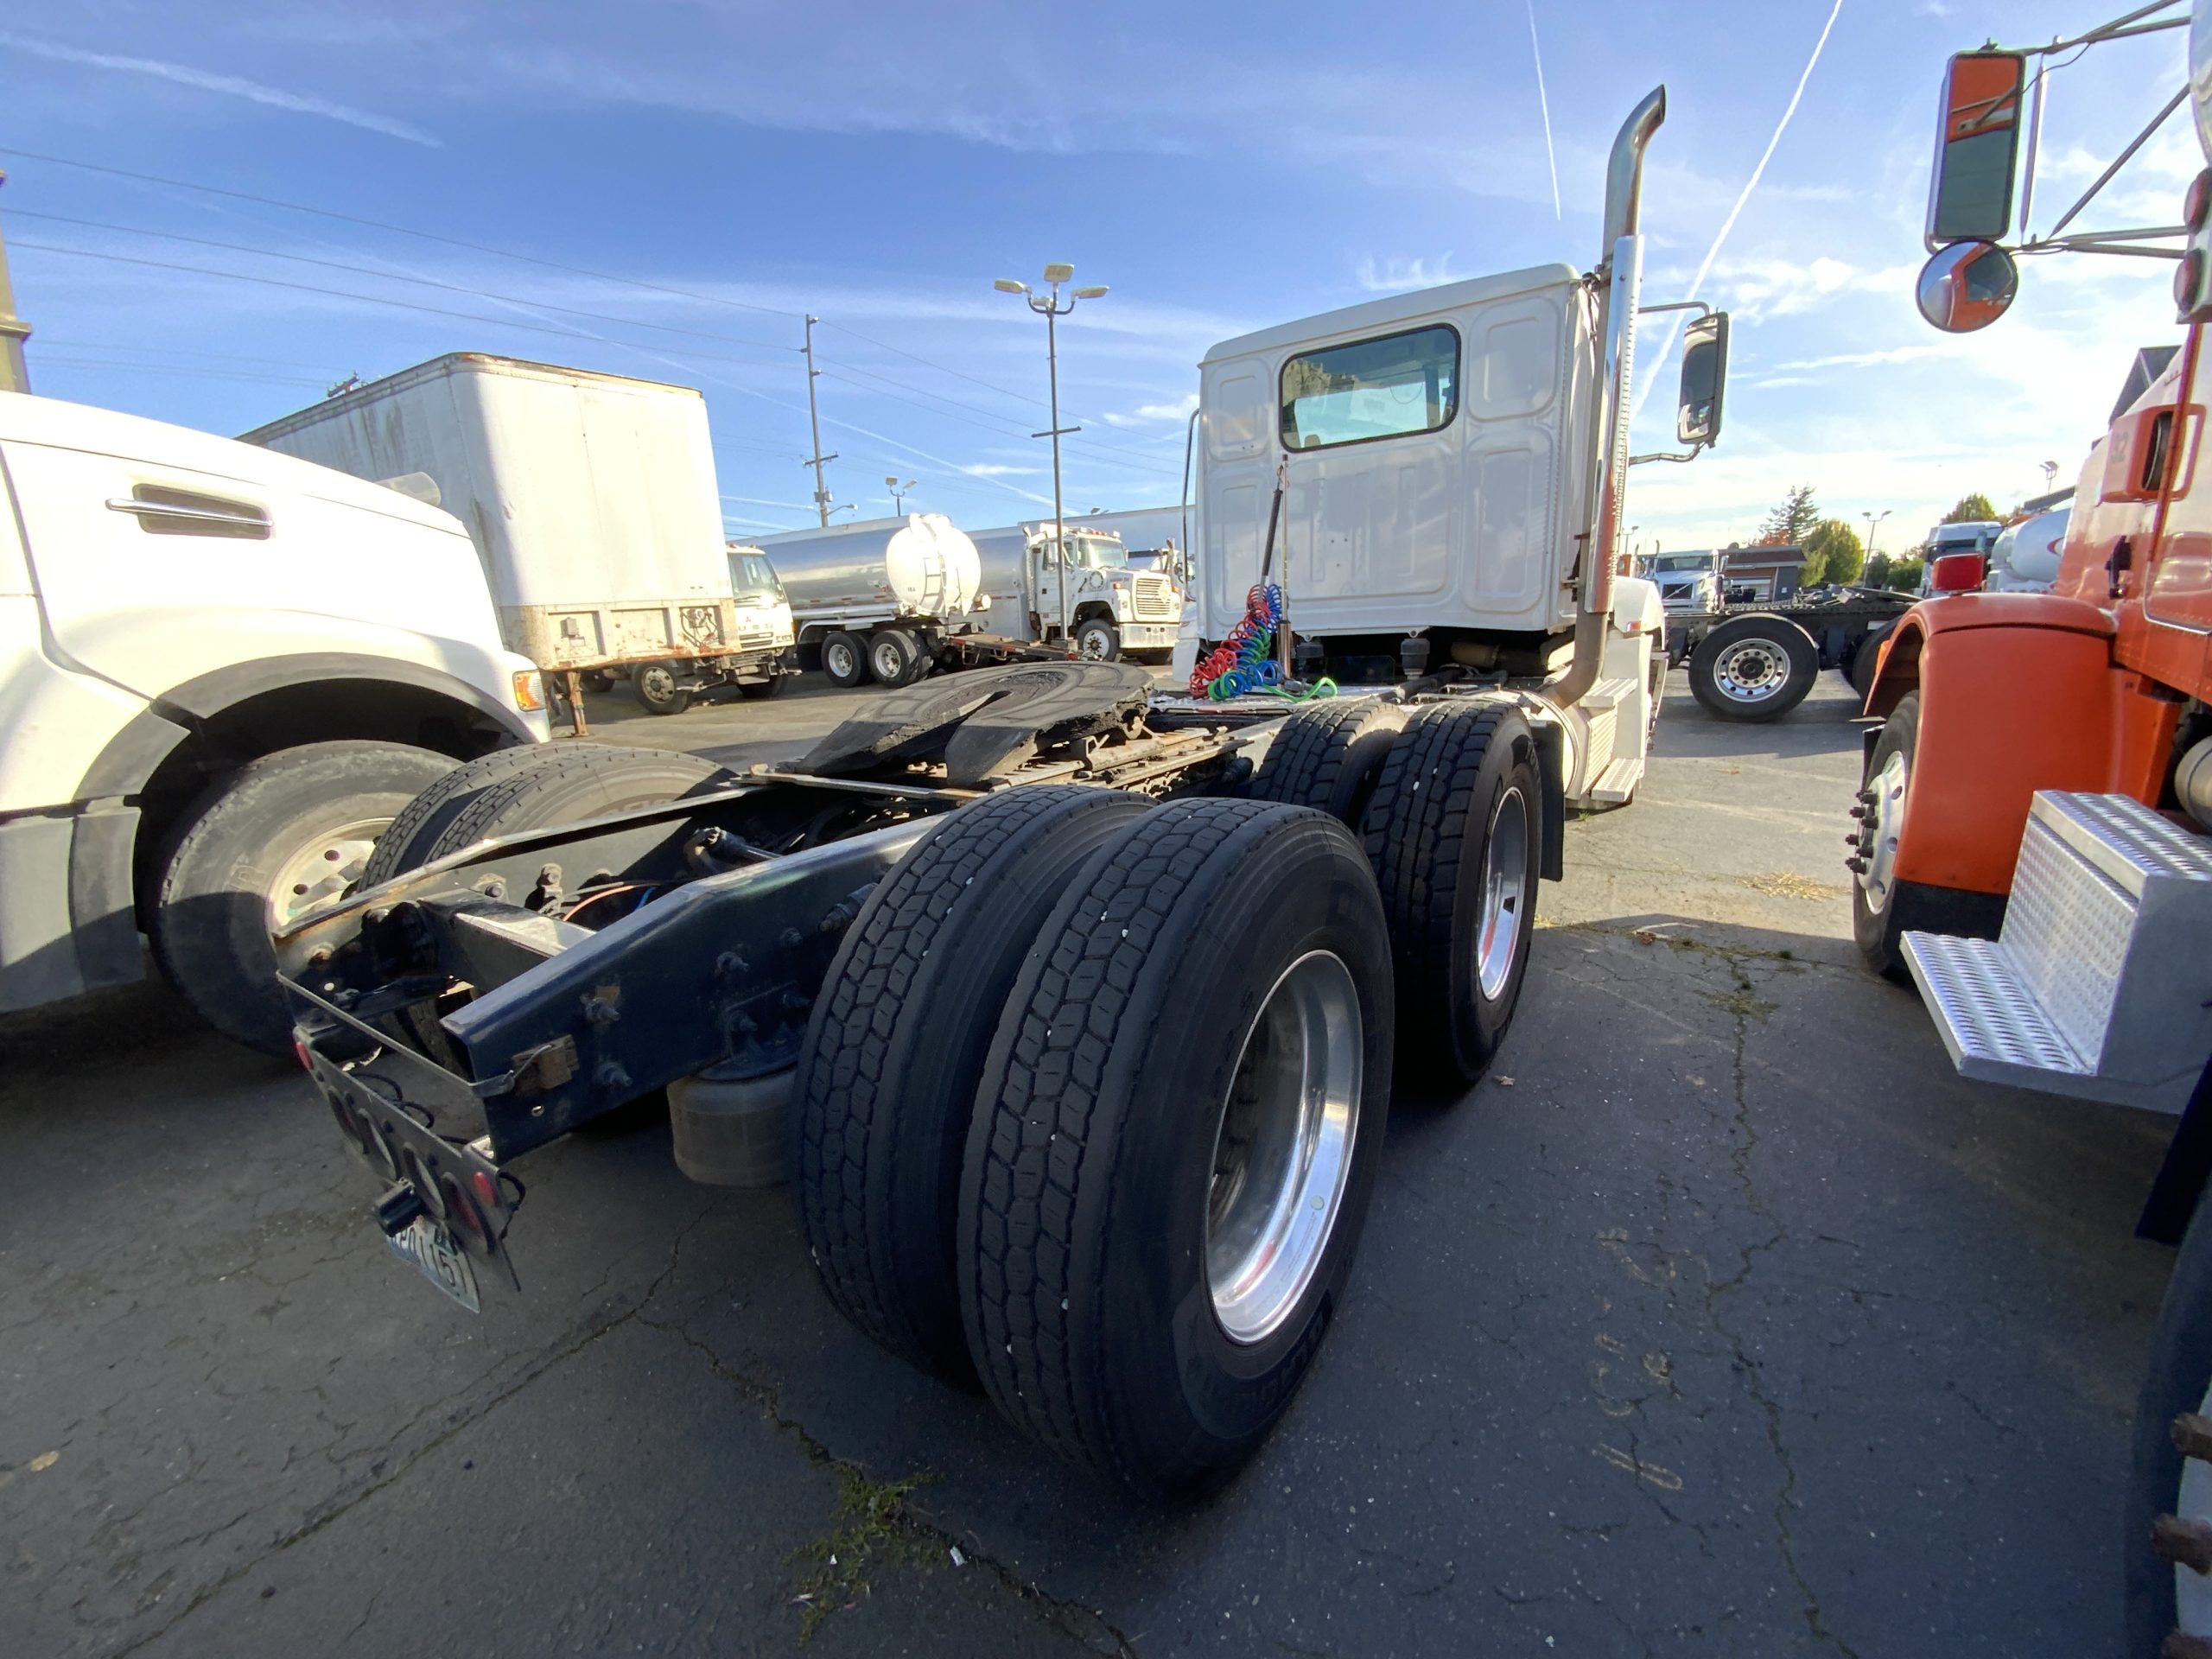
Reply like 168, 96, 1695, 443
1863, 509, 1891, 563
886, 475, 915, 514
995, 266, 1108, 653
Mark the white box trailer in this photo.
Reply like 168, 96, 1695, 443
243, 356, 747, 690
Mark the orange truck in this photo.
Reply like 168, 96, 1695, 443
1867, 5, 2212, 1650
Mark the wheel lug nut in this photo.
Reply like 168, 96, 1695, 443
2152, 1513, 2212, 1575
2174, 1413, 2212, 1464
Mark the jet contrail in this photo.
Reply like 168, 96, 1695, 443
0, 33, 439, 147
1634, 0, 1847, 414
1526, 0, 1562, 221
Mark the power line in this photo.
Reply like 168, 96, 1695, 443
0, 146, 809, 322
2, 145, 1176, 453
7, 209, 797, 357
11, 240, 799, 366
33, 355, 329, 388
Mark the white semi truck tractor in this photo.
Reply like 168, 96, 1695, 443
0, 387, 549, 1052
1182, 88, 1729, 809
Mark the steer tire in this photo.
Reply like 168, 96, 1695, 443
1688, 615, 1818, 722
791, 785, 1152, 1384
359, 745, 556, 888
1246, 697, 1407, 827
822, 631, 871, 689
2125, 1149, 2212, 1659
420, 747, 736, 863
1360, 699, 1541, 1087
960, 798, 1394, 1494
151, 741, 458, 1054
1073, 616, 1121, 663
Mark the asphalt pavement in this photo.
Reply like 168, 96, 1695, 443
0, 667, 2177, 1657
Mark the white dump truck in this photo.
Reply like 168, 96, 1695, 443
1183, 112, 1727, 807
0, 387, 547, 1052
245, 355, 792, 728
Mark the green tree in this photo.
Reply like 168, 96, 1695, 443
1885, 556, 1926, 592
1864, 551, 1893, 589
1802, 518, 1866, 587
1760, 484, 1821, 546
1942, 493, 1998, 524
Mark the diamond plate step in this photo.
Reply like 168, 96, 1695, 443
1904, 791, 2212, 1116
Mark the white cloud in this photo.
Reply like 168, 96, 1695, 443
1102, 392, 1199, 426
0, 32, 440, 145
1355, 257, 1462, 294
959, 462, 1039, 477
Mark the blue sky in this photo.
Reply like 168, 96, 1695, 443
0, 1, 2196, 557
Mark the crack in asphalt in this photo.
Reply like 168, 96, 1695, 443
1696, 945, 1863, 1659
632, 1223, 1138, 1657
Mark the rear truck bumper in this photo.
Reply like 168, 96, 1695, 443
281, 801, 945, 1299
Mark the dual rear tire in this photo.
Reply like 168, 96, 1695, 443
791, 697, 1541, 1491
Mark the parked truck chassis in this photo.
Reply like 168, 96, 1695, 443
280, 661, 1569, 1491
1666, 588, 1914, 721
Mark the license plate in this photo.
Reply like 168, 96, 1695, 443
386, 1216, 480, 1313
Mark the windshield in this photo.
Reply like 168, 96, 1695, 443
1652, 555, 1716, 573
1061, 534, 1126, 570
728, 550, 784, 603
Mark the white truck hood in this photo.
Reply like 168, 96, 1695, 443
0, 391, 465, 538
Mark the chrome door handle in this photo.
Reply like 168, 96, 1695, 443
106, 495, 270, 530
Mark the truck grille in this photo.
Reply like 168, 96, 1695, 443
1132, 575, 1180, 620
732, 630, 785, 653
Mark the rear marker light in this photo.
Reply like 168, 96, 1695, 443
473, 1169, 501, 1211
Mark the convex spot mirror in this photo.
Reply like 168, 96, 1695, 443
1927, 50, 2026, 249
1677, 311, 1730, 448
1916, 240, 2018, 333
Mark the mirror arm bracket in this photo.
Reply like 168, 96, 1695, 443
1629, 448, 1706, 467
2045, 83, 2188, 239
1636, 300, 1714, 320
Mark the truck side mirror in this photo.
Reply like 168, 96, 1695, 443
1916, 239, 2018, 332
1676, 312, 1729, 448
1927, 51, 2026, 249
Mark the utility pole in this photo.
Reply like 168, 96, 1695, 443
0, 172, 33, 394
994, 265, 1107, 652
801, 315, 836, 528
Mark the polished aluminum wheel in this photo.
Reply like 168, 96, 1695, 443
1206, 950, 1363, 1345
1857, 751, 1909, 909
824, 637, 860, 681
1476, 785, 1530, 1000
266, 817, 388, 930
1712, 637, 1791, 706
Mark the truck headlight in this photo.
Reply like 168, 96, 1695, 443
512, 670, 545, 711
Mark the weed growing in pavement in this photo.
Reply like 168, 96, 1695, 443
787, 1467, 938, 1640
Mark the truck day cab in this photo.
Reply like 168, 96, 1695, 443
0, 388, 547, 1051
280, 87, 1732, 1496
1859, 10, 2212, 1649
1185, 96, 1730, 810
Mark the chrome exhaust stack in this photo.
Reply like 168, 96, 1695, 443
1550, 86, 1666, 712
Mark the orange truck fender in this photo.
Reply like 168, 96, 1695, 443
1862, 594, 2180, 896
